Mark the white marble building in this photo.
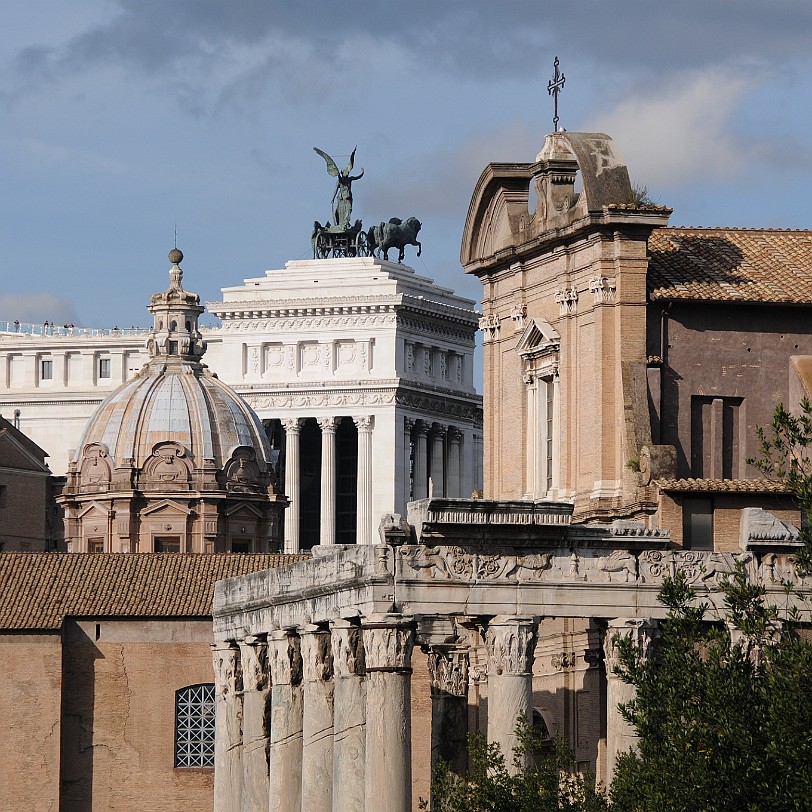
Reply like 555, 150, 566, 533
0, 254, 482, 550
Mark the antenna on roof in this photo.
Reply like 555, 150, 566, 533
174, 223, 178, 250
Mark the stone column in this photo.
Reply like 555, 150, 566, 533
268, 630, 303, 812
603, 619, 658, 786
300, 627, 334, 812
363, 615, 415, 812
428, 648, 469, 777
317, 418, 338, 546
413, 421, 430, 500
331, 620, 366, 812
283, 418, 302, 554
403, 417, 415, 507
485, 616, 538, 771
429, 424, 446, 497
353, 416, 374, 545
446, 427, 463, 498
212, 642, 243, 812
239, 636, 270, 812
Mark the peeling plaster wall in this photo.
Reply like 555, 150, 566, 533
0, 633, 63, 812
60, 619, 215, 812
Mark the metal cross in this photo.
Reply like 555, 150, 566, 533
547, 56, 565, 132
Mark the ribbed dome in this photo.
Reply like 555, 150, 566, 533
72, 363, 272, 471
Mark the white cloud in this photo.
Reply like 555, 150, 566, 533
586, 69, 762, 189
0, 293, 80, 326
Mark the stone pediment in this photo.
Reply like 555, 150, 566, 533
139, 499, 194, 518
224, 502, 264, 519
516, 318, 560, 360
77, 501, 112, 520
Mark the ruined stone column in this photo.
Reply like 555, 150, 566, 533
363, 615, 415, 812
429, 423, 446, 497
283, 418, 302, 554
317, 417, 337, 546
353, 416, 374, 545
331, 620, 366, 812
603, 618, 658, 786
485, 616, 538, 771
300, 626, 334, 812
212, 641, 243, 812
238, 636, 270, 812
413, 421, 430, 500
428, 648, 469, 777
268, 630, 303, 812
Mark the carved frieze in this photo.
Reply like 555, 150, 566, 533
399, 545, 554, 583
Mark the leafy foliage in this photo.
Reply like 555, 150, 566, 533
423, 721, 608, 812
610, 570, 812, 812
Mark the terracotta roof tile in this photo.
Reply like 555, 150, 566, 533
0, 553, 308, 630
648, 228, 812, 304
655, 478, 790, 494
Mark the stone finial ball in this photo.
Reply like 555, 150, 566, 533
168, 247, 184, 265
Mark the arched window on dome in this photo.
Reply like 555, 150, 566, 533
174, 684, 215, 768
186, 320, 191, 332
170, 320, 177, 332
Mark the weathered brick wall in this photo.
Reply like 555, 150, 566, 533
0, 468, 49, 550
0, 633, 63, 812
61, 619, 215, 812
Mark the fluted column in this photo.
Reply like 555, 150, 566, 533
428, 648, 469, 777
239, 636, 270, 812
413, 421, 430, 500
353, 416, 374, 545
300, 627, 334, 812
317, 418, 338, 546
485, 616, 538, 771
283, 418, 302, 553
363, 615, 415, 812
212, 642, 243, 812
268, 630, 303, 812
429, 424, 446, 497
331, 620, 366, 812
603, 619, 658, 785
403, 417, 415, 507
446, 427, 463, 498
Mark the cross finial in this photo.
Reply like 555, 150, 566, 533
547, 56, 565, 132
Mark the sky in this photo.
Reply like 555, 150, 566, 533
1, 1, 811, 333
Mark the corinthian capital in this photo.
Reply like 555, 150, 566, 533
331, 620, 365, 677
603, 618, 659, 677
268, 630, 302, 686
485, 616, 538, 676
211, 641, 242, 700
427, 648, 469, 697
300, 627, 333, 683
282, 417, 303, 435
238, 636, 268, 692
362, 615, 415, 672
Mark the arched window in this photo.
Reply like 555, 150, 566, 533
174, 684, 215, 767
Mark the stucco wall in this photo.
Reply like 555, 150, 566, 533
0, 633, 63, 812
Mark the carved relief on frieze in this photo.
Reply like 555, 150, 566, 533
211, 643, 242, 700
485, 617, 538, 677
143, 442, 191, 488
399, 545, 554, 583
427, 649, 469, 697
79, 443, 112, 487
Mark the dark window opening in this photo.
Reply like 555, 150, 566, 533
683, 497, 713, 550
299, 418, 322, 550
336, 418, 358, 544
155, 536, 181, 553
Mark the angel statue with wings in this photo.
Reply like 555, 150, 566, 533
313, 146, 365, 230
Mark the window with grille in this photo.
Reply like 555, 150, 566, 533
175, 684, 215, 767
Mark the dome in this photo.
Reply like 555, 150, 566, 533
73, 362, 272, 471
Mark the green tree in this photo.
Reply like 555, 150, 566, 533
423, 723, 608, 812
610, 568, 812, 812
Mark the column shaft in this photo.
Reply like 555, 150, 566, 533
268, 631, 303, 812
331, 621, 366, 812
317, 418, 337, 546
354, 416, 374, 545
446, 428, 463, 499
429, 425, 446, 497
283, 419, 302, 554
212, 643, 243, 812
485, 616, 538, 771
239, 637, 270, 812
363, 616, 415, 812
413, 422, 430, 500
301, 628, 334, 812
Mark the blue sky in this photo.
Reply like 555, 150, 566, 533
1, 1, 811, 332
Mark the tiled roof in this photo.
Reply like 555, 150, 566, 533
648, 228, 812, 304
0, 553, 308, 630
655, 478, 790, 494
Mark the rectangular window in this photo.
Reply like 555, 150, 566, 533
683, 497, 713, 550
155, 536, 181, 553
175, 684, 216, 768
40, 359, 53, 380
98, 357, 111, 379
168, 341, 178, 355
87, 537, 104, 553
231, 539, 251, 554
